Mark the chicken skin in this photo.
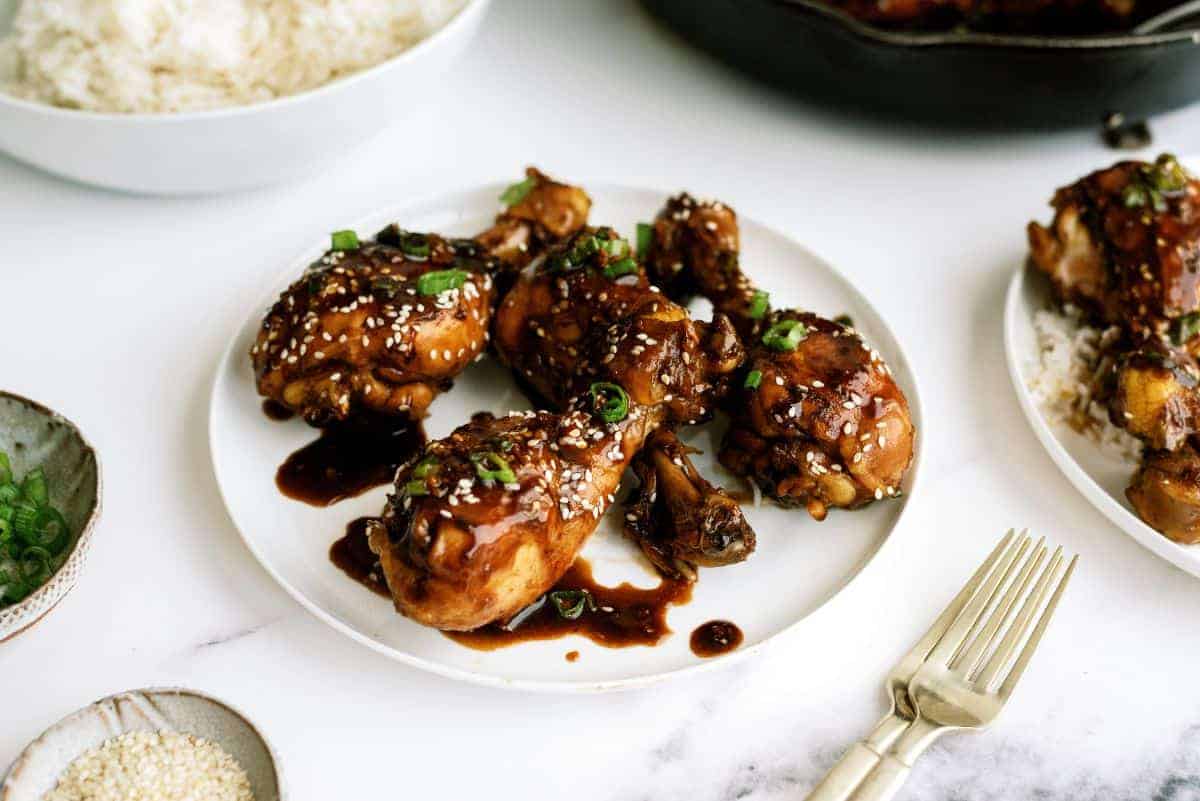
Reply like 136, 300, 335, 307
493, 227, 754, 575
252, 169, 590, 426
1028, 156, 1200, 544
1128, 443, 1200, 544
1027, 154, 1200, 340
625, 429, 756, 580
369, 405, 657, 630
252, 229, 497, 426
370, 234, 749, 629
722, 311, 914, 519
643, 193, 766, 340
1111, 344, 1200, 452
645, 194, 915, 519
476, 167, 593, 270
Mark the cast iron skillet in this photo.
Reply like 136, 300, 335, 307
642, 0, 1200, 128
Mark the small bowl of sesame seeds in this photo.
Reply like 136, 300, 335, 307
0, 687, 282, 801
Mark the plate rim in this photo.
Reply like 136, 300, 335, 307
1002, 262, 1200, 578
208, 179, 927, 692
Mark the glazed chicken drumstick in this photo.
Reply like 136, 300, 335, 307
493, 226, 755, 580
368, 230, 747, 629
644, 193, 916, 520
1029, 154, 1200, 543
251, 168, 590, 425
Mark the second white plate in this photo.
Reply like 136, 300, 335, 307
209, 182, 924, 691
1004, 264, 1200, 578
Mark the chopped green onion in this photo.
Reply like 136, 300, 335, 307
330, 230, 360, 251
25, 507, 69, 554
744, 370, 763, 390
588, 382, 630, 423
0, 505, 12, 523
371, 276, 401, 299
636, 222, 653, 257
417, 269, 469, 296
762, 319, 809, 352
412, 456, 438, 480
548, 589, 596, 620
0, 484, 17, 506
500, 176, 536, 206
604, 238, 630, 258
571, 235, 600, 262
11, 501, 37, 539
471, 452, 518, 485
20, 468, 47, 507
1173, 312, 1200, 345
405, 479, 429, 496
401, 233, 431, 260
19, 546, 52, 584
834, 314, 855, 328
0, 518, 9, 542
306, 273, 325, 296
0, 452, 10, 486
747, 291, 769, 320
602, 257, 638, 280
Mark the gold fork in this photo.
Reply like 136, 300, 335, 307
804, 530, 1026, 801
805, 531, 1076, 801
849, 531, 1074, 801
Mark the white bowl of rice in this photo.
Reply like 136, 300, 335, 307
0, 0, 488, 194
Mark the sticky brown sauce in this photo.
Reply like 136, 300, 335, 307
261, 400, 295, 421
445, 558, 693, 651
276, 420, 425, 507
329, 517, 390, 598
690, 620, 744, 657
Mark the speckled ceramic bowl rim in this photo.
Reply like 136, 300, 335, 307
0, 390, 102, 640
0, 0, 491, 122
0, 686, 285, 801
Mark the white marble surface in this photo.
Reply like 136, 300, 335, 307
3, 1, 1200, 798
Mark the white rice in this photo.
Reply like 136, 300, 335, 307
1028, 303, 1143, 463
0, 0, 466, 113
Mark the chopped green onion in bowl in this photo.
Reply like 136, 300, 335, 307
0, 450, 74, 610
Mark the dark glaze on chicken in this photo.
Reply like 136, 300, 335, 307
370, 232, 748, 629
494, 227, 754, 577
477, 167, 592, 270
252, 168, 590, 425
369, 406, 657, 631
1028, 155, 1200, 544
647, 193, 916, 520
626, 429, 756, 581
644, 194, 760, 339
252, 230, 497, 426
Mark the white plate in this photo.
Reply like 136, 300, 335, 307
1004, 264, 1200, 578
209, 183, 924, 691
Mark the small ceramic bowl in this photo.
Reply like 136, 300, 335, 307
0, 687, 283, 801
0, 391, 100, 642
0, 0, 491, 194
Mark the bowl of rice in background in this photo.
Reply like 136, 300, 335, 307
0, 0, 489, 194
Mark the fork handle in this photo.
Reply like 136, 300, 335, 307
804, 742, 885, 801
845, 753, 910, 801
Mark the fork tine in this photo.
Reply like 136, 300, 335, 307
926, 530, 1031, 667
995, 554, 1077, 699
952, 538, 1047, 676
904, 529, 1020, 663
975, 547, 1068, 689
